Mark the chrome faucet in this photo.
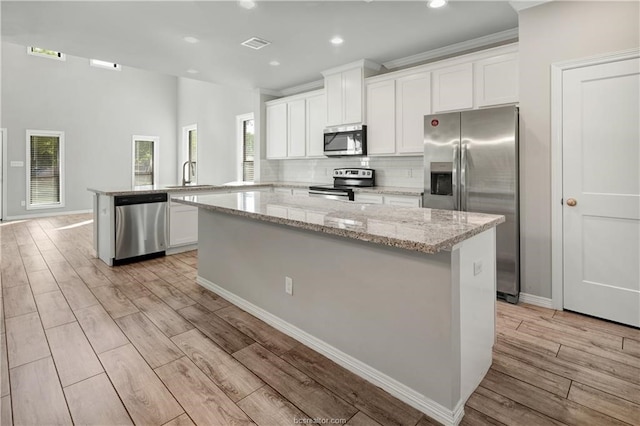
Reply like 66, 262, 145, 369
182, 161, 196, 186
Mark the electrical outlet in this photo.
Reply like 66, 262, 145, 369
21, 200, 25, 207
473, 260, 483, 276
407, 169, 413, 178
285, 276, 293, 295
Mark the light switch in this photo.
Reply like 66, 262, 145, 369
473, 260, 483, 276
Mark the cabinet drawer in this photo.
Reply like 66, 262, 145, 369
274, 188, 293, 195
354, 194, 384, 204
384, 196, 421, 207
292, 189, 309, 197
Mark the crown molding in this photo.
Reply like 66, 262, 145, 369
509, 1, 551, 13
321, 59, 382, 77
382, 28, 519, 70
279, 79, 324, 97
257, 88, 282, 97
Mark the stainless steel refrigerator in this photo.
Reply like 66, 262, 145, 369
423, 105, 519, 303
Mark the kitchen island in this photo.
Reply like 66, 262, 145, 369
173, 191, 504, 425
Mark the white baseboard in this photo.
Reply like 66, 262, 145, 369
197, 276, 464, 426
519, 292, 554, 309
166, 243, 198, 255
4, 209, 92, 221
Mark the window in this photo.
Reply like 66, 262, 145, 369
90, 59, 121, 71
26, 130, 65, 209
182, 125, 198, 184
132, 136, 159, 188
27, 46, 66, 61
237, 114, 255, 182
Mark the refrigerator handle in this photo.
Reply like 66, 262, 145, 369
460, 142, 467, 211
452, 144, 459, 210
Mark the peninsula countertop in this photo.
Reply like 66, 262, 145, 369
172, 191, 503, 254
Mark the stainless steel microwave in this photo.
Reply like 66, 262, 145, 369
323, 125, 367, 157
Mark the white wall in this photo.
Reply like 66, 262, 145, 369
1, 42, 178, 218
518, 1, 640, 298
176, 78, 256, 185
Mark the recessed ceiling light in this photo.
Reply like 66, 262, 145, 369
239, 0, 256, 10
183, 36, 199, 44
428, 0, 447, 8
187, 69, 199, 74
269, 60, 280, 66
330, 36, 344, 45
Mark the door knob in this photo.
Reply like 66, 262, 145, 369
566, 198, 577, 207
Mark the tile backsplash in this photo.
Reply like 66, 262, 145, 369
261, 156, 424, 188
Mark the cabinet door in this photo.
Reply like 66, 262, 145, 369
287, 99, 306, 158
384, 195, 421, 207
306, 94, 326, 157
396, 72, 431, 154
475, 53, 519, 107
366, 80, 396, 155
432, 63, 473, 113
266, 103, 287, 158
325, 73, 343, 126
343, 68, 363, 124
169, 204, 198, 247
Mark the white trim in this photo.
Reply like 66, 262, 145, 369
236, 113, 255, 182
382, 28, 518, 70
89, 59, 121, 71
321, 59, 382, 77
131, 135, 160, 188
279, 79, 324, 97
27, 46, 66, 61
197, 275, 464, 426
4, 209, 92, 221
1, 128, 6, 221
258, 88, 282, 97
181, 124, 198, 184
550, 47, 640, 311
519, 293, 554, 309
25, 129, 65, 211
508, 1, 551, 13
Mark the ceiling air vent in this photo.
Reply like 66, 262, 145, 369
241, 37, 271, 50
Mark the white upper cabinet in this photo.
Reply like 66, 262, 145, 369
396, 72, 431, 154
325, 73, 343, 126
366, 79, 396, 155
266, 90, 325, 160
306, 93, 326, 158
287, 99, 306, 158
323, 60, 381, 127
266, 103, 287, 159
475, 52, 519, 107
432, 63, 473, 113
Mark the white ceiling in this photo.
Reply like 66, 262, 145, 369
1, 1, 519, 92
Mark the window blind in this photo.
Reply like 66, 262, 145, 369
243, 119, 255, 181
30, 135, 61, 206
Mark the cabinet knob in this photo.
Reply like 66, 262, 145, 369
566, 198, 577, 207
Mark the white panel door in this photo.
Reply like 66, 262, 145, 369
432, 63, 473, 113
396, 72, 431, 154
325, 73, 343, 126
366, 79, 396, 155
306, 94, 326, 157
342, 68, 363, 125
562, 58, 640, 327
266, 103, 287, 159
287, 99, 306, 158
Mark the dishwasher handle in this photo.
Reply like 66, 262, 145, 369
114, 193, 168, 206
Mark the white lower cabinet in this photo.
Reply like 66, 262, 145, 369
169, 203, 198, 247
292, 189, 309, 197
354, 193, 422, 207
274, 188, 293, 195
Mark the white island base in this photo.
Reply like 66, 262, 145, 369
195, 208, 496, 425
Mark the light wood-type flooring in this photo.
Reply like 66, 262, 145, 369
1, 213, 639, 426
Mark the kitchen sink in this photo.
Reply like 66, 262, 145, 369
164, 184, 215, 189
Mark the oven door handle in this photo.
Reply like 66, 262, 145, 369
309, 190, 351, 201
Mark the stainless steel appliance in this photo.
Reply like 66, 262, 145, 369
423, 105, 519, 303
323, 125, 367, 156
309, 168, 375, 200
114, 193, 167, 265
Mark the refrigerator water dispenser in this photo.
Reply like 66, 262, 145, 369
430, 162, 453, 196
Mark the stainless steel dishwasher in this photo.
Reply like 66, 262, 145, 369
114, 193, 167, 264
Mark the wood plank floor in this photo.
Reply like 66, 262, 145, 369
0, 213, 639, 425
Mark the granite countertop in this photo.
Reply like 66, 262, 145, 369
172, 191, 503, 254
87, 182, 423, 197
